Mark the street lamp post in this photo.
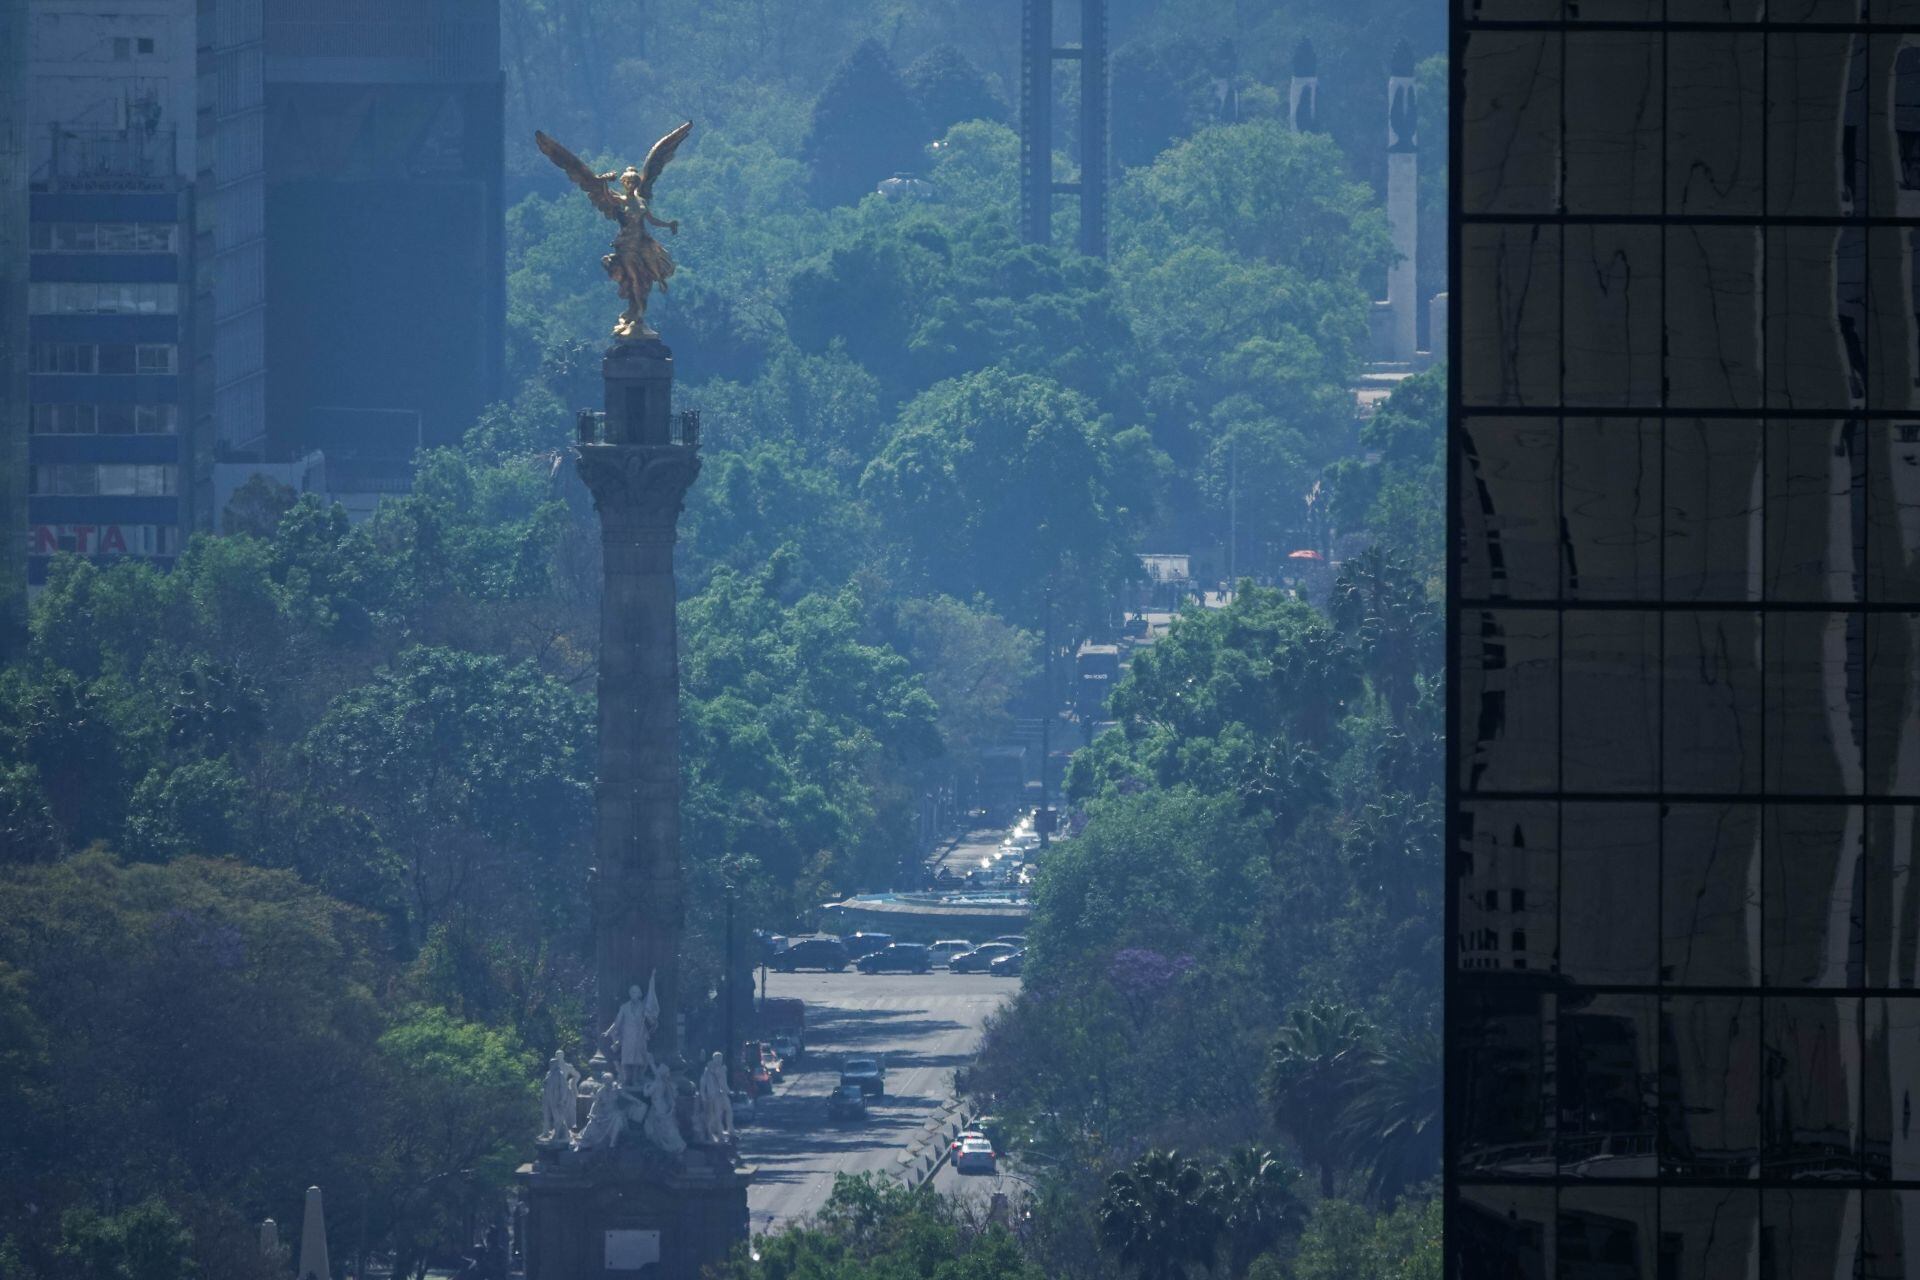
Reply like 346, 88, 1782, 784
722, 887, 735, 1072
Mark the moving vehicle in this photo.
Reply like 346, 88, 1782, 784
736, 1046, 771, 1096
769, 1031, 802, 1064
840, 932, 895, 959
770, 938, 850, 972
989, 950, 1024, 977
757, 1041, 784, 1080
840, 1056, 887, 1096
949, 1128, 988, 1155
949, 942, 1018, 973
857, 943, 933, 974
953, 1136, 997, 1173
827, 1084, 868, 1120
928, 939, 974, 968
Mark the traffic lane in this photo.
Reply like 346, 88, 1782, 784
931, 827, 1005, 879
741, 969, 1015, 1232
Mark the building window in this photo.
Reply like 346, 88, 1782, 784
27, 283, 178, 315
28, 343, 95, 374
28, 223, 180, 254
31, 404, 177, 435
28, 343, 177, 375
29, 464, 177, 497
137, 37, 154, 55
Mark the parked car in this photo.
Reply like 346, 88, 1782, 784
827, 1084, 868, 1120
840, 1056, 887, 1096
988, 950, 1024, 977
840, 932, 895, 959
949, 942, 1018, 973
857, 943, 933, 974
769, 1032, 802, 1064
928, 939, 974, 968
770, 938, 850, 972
992, 935, 1028, 948
953, 1136, 997, 1173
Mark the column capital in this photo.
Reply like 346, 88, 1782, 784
575, 444, 701, 540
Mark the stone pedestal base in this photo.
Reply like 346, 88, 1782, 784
518, 1144, 750, 1280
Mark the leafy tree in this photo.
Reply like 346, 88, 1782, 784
862, 368, 1143, 635
1263, 1001, 1376, 1197
1328, 547, 1439, 722
302, 646, 594, 931
123, 759, 249, 862
0, 855, 391, 1252
926, 121, 1019, 221
1250, 1196, 1441, 1280
720, 1174, 1044, 1280
221, 475, 298, 539
1098, 1149, 1220, 1280
52, 1199, 195, 1280
1110, 39, 1218, 169
804, 41, 930, 207
903, 45, 1007, 137
370, 1009, 534, 1280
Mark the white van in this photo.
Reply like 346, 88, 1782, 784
928, 939, 975, 968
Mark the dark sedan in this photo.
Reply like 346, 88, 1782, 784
857, 943, 933, 974
988, 949, 1024, 977
769, 938, 850, 972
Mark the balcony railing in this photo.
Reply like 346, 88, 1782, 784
45, 128, 178, 182
576, 408, 701, 448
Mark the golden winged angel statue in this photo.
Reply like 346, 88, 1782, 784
535, 122, 692, 341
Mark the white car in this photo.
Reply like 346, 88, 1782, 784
928, 940, 975, 968
953, 1136, 997, 1174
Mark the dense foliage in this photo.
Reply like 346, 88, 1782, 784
0, 0, 1445, 1272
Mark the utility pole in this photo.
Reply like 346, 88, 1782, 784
1039, 580, 1053, 850
1228, 433, 1237, 596
722, 886, 735, 1069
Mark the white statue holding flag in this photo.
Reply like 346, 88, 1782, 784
605, 974, 659, 1084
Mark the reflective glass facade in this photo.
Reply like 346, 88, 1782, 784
1448, 1, 1920, 1274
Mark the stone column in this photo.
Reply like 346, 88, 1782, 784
575, 338, 700, 1053
1289, 39, 1318, 134
1386, 38, 1418, 363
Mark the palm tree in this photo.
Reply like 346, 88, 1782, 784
1099, 1148, 1223, 1280
1207, 1146, 1305, 1276
1262, 1000, 1376, 1197
1340, 1028, 1441, 1205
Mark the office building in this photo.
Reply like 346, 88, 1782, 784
1449, 2, 1920, 1274
200, 0, 503, 469
24, 1, 199, 586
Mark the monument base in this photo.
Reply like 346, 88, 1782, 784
518, 1144, 750, 1280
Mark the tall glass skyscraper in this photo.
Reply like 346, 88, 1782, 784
1448, 0, 1920, 1273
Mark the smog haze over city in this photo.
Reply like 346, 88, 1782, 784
0, 1, 1450, 1277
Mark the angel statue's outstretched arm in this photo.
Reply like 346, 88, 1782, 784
535, 130, 622, 220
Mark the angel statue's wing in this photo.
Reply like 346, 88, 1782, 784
535, 130, 622, 219
637, 121, 693, 198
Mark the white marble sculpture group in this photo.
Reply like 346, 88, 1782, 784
536, 973, 733, 1155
